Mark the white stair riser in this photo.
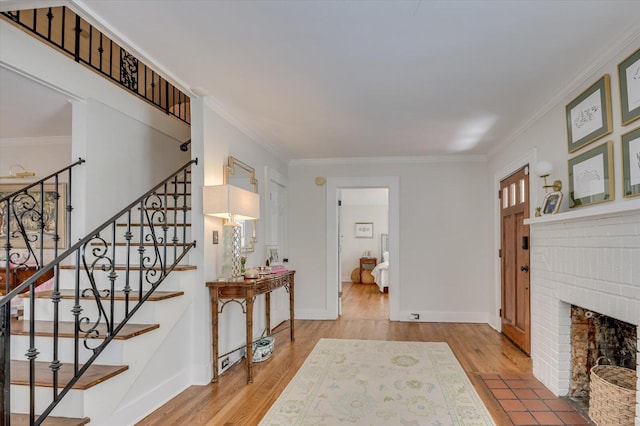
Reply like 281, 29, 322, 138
11, 335, 126, 365
22, 297, 161, 324
81, 245, 192, 268
11, 385, 85, 417
53, 268, 186, 292
112, 225, 191, 242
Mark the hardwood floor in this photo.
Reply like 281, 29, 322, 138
136, 282, 531, 425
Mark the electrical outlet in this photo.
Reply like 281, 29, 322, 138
409, 313, 420, 320
221, 357, 229, 369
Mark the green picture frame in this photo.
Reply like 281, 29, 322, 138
621, 126, 640, 198
568, 141, 614, 208
566, 75, 613, 153
618, 47, 640, 126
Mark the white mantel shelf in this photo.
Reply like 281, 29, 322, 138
525, 198, 640, 225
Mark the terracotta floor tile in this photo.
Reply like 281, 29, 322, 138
533, 388, 557, 399
485, 379, 508, 389
556, 410, 590, 425
544, 398, 574, 411
513, 388, 539, 399
508, 411, 538, 425
521, 399, 550, 411
480, 373, 501, 380
500, 399, 526, 412
532, 411, 564, 425
505, 379, 530, 389
492, 388, 517, 399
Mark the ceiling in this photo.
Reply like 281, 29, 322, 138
2, 1, 640, 159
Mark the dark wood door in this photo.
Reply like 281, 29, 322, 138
500, 166, 531, 354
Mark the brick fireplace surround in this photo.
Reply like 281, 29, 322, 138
527, 204, 640, 424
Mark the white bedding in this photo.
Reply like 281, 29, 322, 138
371, 261, 388, 293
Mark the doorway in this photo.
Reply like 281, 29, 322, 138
339, 188, 389, 317
326, 176, 400, 321
500, 165, 531, 354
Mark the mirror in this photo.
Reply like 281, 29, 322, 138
224, 156, 258, 253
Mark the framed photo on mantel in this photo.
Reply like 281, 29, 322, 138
566, 75, 613, 153
568, 141, 614, 208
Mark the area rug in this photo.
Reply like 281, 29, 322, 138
259, 339, 495, 425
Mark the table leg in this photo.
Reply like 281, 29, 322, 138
289, 276, 295, 341
211, 289, 219, 383
246, 292, 254, 384
265, 291, 271, 336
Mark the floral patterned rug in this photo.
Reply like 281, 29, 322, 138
259, 339, 495, 425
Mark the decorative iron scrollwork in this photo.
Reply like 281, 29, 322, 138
120, 50, 139, 91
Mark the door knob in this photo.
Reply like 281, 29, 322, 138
520, 265, 529, 272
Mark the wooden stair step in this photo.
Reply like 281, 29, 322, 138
89, 242, 191, 247
139, 207, 191, 211
115, 222, 191, 226
10, 360, 128, 390
11, 319, 159, 340
11, 414, 90, 426
24, 289, 184, 301
60, 264, 196, 271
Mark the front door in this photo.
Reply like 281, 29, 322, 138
500, 166, 531, 354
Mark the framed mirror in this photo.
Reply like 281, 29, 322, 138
224, 156, 258, 253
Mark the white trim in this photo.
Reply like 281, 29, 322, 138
399, 310, 492, 324
525, 198, 640, 225
326, 176, 400, 321
291, 155, 486, 167
492, 148, 538, 331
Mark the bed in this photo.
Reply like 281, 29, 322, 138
372, 250, 389, 293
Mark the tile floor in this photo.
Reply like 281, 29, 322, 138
479, 373, 593, 425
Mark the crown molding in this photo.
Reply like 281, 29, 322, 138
289, 154, 486, 167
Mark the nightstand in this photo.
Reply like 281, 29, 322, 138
359, 257, 377, 278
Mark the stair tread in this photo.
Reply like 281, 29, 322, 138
115, 222, 191, 226
89, 242, 191, 246
10, 360, 128, 390
11, 414, 90, 426
11, 319, 159, 340
24, 289, 184, 301
59, 264, 196, 271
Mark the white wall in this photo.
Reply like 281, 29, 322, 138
288, 158, 492, 322
341, 204, 388, 282
0, 136, 71, 180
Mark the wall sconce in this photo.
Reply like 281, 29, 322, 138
534, 161, 562, 192
0, 164, 36, 179
203, 184, 260, 279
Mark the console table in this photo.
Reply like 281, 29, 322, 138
206, 270, 295, 384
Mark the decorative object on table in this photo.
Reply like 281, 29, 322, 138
621, 126, 640, 198
535, 206, 542, 217
244, 268, 259, 279
240, 256, 247, 273
0, 183, 67, 248
203, 184, 260, 278
568, 141, 614, 208
354, 222, 373, 238
259, 339, 494, 426
541, 191, 563, 215
265, 245, 281, 267
566, 74, 612, 153
252, 337, 275, 363
618, 47, 640, 126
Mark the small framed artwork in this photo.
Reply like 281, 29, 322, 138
541, 191, 563, 215
265, 245, 281, 266
621, 126, 640, 198
566, 74, 613, 153
618, 47, 640, 126
355, 222, 373, 238
568, 141, 614, 208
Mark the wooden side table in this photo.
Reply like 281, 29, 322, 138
359, 257, 377, 279
206, 270, 295, 384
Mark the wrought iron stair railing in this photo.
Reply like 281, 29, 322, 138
0, 158, 197, 426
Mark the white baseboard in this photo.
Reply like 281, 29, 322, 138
397, 310, 493, 324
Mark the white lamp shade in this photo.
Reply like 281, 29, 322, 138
534, 161, 553, 177
203, 184, 260, 220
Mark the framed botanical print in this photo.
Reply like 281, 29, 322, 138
618, 47, 640, 126
566, 75, 613, 153
621, 126, 640, 198
568, 141, 614, 208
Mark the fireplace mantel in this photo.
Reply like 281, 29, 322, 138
525, 198, 640, 226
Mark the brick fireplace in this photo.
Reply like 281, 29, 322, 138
527, 205, 640, 423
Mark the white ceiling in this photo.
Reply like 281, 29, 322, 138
2, 0, 640, 159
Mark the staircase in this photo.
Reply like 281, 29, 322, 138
2, 159, 198, 426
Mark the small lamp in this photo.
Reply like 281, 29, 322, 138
203, 185, 260, 278
534, 161, 562, 192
